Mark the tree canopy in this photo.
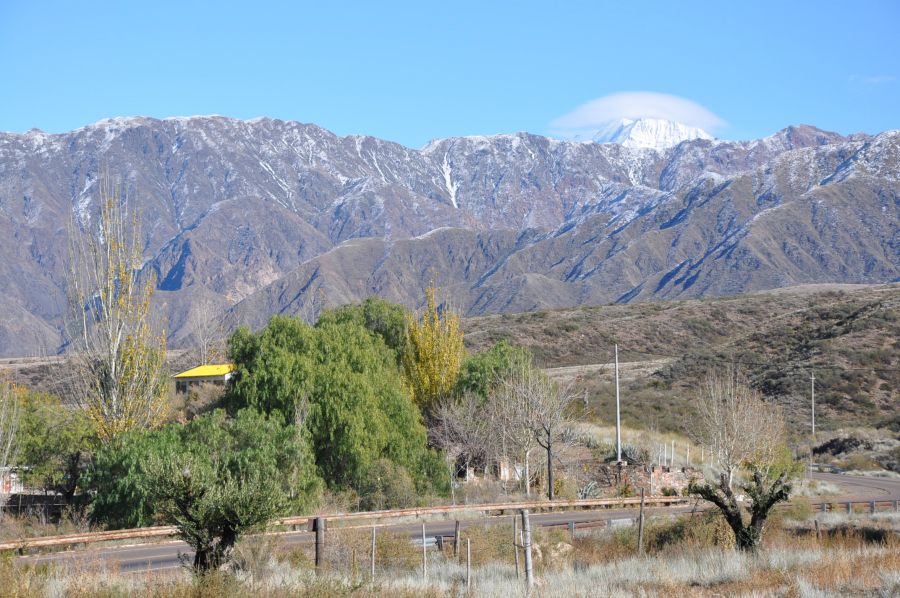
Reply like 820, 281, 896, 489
226, 314, 437, 491
402, 286, 466, 412
456, 340, 532, 401
87, 408, 320, 530
16, 390, 92, 502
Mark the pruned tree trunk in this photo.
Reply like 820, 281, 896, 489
690, 469, 792, 552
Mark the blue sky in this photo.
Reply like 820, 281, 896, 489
1, 0, 898, 147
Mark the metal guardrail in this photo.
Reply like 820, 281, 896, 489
0, 495, 688, 552
5, 495, 897, 554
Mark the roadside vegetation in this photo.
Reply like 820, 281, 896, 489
0, 175, 894, 591
5, 510, 899, 596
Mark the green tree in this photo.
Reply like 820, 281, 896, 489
316, 296, 410, 362
16, 390, 92, 503
456, 341, 532, 400
227, 315, 433, 491
87, 409, 321, 533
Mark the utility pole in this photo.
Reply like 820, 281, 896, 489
615, 344, 622, 463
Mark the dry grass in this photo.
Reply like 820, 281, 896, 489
5, 509, 899, 596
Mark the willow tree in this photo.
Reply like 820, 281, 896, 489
402, 286, 465, 413
67, 174, 167, 442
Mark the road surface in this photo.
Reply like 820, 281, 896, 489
15, 472, 900, 574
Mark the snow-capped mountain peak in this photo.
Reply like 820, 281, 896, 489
592, 118, 714, 150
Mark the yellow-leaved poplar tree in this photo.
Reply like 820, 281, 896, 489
67, 173, 168, 442
403, 285, 465, 412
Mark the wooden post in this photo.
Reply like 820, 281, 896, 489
521, 509, 534, 589
814, 519, 821, 540
454, 520, 461, 560
569, 521, 575, 541
314, 517, 326, 573
466, 538, 471, 591
370, 526, 376, 582
513, 515, 520, 579
422, 522, 427, 580
637, 487, 645, 555
871, 501, 876, 514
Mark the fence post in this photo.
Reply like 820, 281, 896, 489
466, 538, 471, 591
637, 487, 645, 555
370, 526, 376, 583
521, 509, 534, 589
422, 522, 428, 580
814, 519, 821, 540
513, 515, 520, 579
314, 517, 326, 573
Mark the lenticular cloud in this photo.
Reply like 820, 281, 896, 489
550, 92, 727, 139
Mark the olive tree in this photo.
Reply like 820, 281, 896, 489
688, 369, 798, 551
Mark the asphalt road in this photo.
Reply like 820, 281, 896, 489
16, 472, 900, 574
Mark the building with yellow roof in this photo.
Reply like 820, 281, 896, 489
173, 364, 235, 394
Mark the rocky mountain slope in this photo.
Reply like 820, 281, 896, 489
0, 116, 897, 356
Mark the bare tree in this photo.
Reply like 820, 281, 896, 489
492, 367, 575, 499
431, 393, 491, 499
503, 368, 576, 500
490, 372, 540, 496
188, 299, 224, 365
688, 368, 795, 551
66, 173, 168, 442
0, 382, 21, 510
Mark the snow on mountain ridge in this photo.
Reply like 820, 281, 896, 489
592, 118, 714, 150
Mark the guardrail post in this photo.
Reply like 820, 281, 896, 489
569, 521, 575, 541
314, 517, 326, 573
846, 502, 852, 514
421, 522, 427, 580
894, 500, 899, 512
871, 501, 876, 514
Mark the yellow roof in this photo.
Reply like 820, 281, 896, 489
174, 364, 235, 378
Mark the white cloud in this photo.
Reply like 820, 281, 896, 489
549, 91, 727, 139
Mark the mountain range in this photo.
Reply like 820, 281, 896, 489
0, 116, 897, 357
